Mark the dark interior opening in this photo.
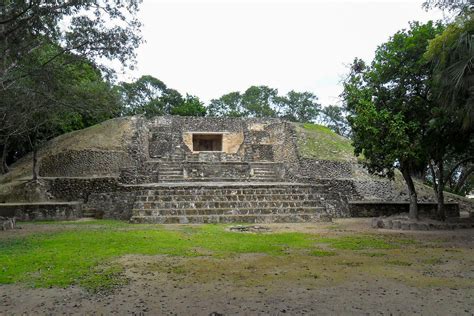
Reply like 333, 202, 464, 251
192, 134, 223, 151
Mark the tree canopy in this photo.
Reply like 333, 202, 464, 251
342, 21, 445, 219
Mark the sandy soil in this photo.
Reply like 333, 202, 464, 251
1, 219, 474, 315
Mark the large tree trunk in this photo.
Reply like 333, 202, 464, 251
0, 139, 9, 174
401, 163, 418, 220
436, 160, 446, 221
454, 165, 474, 194
32, 146, 38, 181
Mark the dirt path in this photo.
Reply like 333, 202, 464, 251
2, 271, 473, 315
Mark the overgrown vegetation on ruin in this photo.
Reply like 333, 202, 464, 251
296, 123, 355, 162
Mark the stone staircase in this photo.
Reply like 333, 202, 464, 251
129, 184, 331, 224
157, 162, 184, 182
250, 163, 279, 181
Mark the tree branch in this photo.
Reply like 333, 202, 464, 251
444, 156, 474, 183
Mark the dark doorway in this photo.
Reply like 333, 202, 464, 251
192, 134, 223, 151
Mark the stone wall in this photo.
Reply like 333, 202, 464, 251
39, 150, 131, 177
267, 122, 300, 164
349, 201, 460, 218
86, 192, 137, 220
184, 162, 251, 180
0, 202, 81, 221
297, 159, 353, 179
47, 177, 121, 202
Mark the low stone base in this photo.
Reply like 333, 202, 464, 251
0, 217, 16, 231
371, 215, 474, 231
0, 202, 82, 221
350, 201, 460, 218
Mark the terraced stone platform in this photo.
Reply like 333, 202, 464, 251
128, 182, 333, 224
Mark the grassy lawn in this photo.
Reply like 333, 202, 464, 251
0, 220, 471, 293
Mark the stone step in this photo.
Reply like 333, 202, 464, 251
134, 200, 322, 210
157, 178, 278, 182
253, 170, 276, 174
130, 213, 329, 224
133, 207, 325, 217
137, 193, 324, 202
136, 187, 324, 195
159, 171, 183, 175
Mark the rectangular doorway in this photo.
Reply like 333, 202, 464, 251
192, 134, 223, 152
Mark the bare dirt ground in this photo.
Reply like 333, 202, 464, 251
1, 218, 474, 315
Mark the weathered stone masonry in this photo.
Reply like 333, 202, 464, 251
0, 115, 463, 222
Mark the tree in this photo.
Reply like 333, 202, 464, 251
208, 87, 322, 121
171, 95, 207, 117
118, 76, 207, 117
241, 86, 279, 118
277, 91, 321, 123
320, 105, 350, 136
1, 44, 121, 177
119, 75, 168, 116
0, 1, 142, 81
0, 1, 142, 177
423, 0, 472, 14
425, 14, 473, 130
422, 10, 473, 218
342, 21, 444, 219
208, 92, 245, 117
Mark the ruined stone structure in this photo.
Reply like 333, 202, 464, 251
0, 116, 464, 223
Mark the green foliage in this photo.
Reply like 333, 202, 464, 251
208, 92, 246, 117
208, 86, 321, 122
343, 21, 445, 179
425, 14, 474, 130
119, 75, 169, 116
241, 86, 279, 118
320, 105, 350, 136
0, 1, 142, 174
277, 91, 321, 123
170, 95, 207, 117
119, 76, 206, 117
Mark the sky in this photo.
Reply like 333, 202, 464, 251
120, 0, 444, 107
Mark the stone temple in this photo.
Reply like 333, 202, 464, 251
0, 116, 465, 223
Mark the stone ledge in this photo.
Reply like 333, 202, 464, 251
349, 201, 460, 218
371, 215, 474, 231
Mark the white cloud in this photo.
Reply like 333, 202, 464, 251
120, 0, 444, 107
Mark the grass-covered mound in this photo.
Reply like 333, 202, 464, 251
0, 117, 134, 185
294, 123, 355, 162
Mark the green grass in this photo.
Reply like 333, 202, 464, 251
315, 235, 395, 250
295, 123, 355, 162
0, 221, 415, 292
0, 222, 316, 290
